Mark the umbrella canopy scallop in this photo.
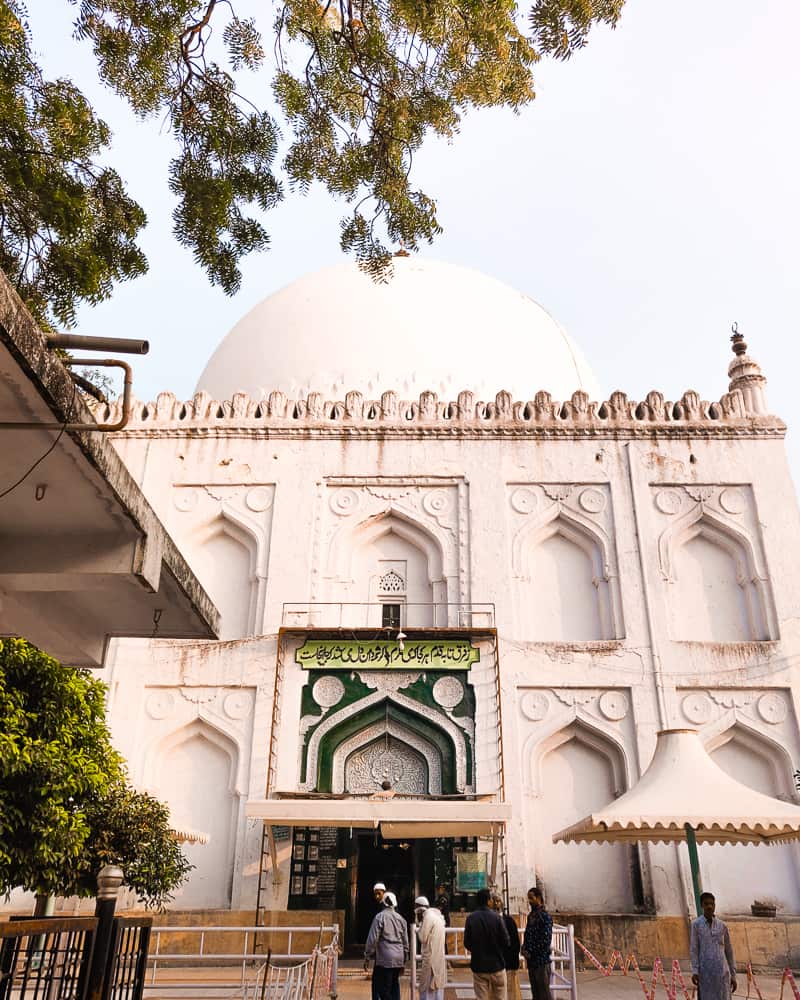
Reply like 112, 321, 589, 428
553, 729, 800, 846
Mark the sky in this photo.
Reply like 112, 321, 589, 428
24, 1, 800, 474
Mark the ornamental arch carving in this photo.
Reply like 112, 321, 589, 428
190, 505, 266, 638
143, 717, 243, 909
526, 715, 630, 798
658, 504, 776, 641
703, 718, 796, 800
512, 503, 623, 641
325, 506, 451, 625
302, 691, 469, 793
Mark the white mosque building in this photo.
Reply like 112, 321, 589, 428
91, 257, 800, 948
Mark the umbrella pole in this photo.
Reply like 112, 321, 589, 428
684, 823, 702, 916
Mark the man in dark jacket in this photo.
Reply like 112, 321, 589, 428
521, 887, 552, 1000
463, 888, 511, 1000
490, 892, 521, 1000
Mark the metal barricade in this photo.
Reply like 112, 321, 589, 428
144, 926, 339, 999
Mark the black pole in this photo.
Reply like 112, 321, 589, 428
86, 866, 124, 1000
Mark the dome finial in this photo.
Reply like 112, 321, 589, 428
727, 321, 768, 415
730, 321, 747, 357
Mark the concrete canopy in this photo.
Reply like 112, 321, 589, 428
246, 795, 510, 837
553, 729, 800, 845
0, 273, 219, 666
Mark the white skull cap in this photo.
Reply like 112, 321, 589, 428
373, 882, 386, 891
414, 896, 430, 908
383, 892, 398, 907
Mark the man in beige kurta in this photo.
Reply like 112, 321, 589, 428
415, 896, 447, 1000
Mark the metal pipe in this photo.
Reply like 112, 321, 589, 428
1, 358, 133, 432
48, 333, 149, 355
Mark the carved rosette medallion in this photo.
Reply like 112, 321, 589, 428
423, 489, 454, 518
719, 488, 746, 515
146, 691, 175, 719
579, 488, 606, 514
223, 691, 252, 719
246, 487, 273, 512
599, 691, 629, 721
521, 691, 550, 721
329, 488, 361, 515
757, 692, 787, 725
510, 488, 538, 514
312, 676, 345, 709
681, 692, 713, 725
433, 676, 464, 710
173, 488, 198, 512
655, 490, 682, 515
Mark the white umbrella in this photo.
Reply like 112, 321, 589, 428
552, 729, 800, 912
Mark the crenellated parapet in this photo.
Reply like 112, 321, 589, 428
90, 385, 785, 438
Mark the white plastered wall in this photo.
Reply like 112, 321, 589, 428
30, 416, 799, 922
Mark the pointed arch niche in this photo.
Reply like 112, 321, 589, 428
513, 509, 623, 641
529, 719, 636, 913
304, 695, 468, 794
327, 508, 450, 627
191, 508, 264, 639
701, 723, 800, 913
660, 510, 776, 642
148, 719, 240, 909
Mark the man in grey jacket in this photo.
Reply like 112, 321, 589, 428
365, 892, 410, 1000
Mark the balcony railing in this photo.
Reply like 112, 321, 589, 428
281, 602, 495, 630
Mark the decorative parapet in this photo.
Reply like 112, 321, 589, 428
90, 387, 785, 438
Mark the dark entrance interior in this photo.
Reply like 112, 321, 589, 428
344, 832, 435, 950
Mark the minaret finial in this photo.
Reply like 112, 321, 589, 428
727, 322, 768, 416
730, 321, 747, 357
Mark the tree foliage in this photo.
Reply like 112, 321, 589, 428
0, 638, 190, 907
0, 2, 147, 328
0, 0, 624, 323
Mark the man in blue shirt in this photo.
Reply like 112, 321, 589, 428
521, 887, 552, 1000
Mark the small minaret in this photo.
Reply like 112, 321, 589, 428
728, 323, 769, 415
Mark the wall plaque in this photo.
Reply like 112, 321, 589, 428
456, 851, 487, 893
296, 638, 479, 670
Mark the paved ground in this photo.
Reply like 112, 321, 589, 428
145, 963, 790, 1000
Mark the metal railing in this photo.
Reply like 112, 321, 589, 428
408, 923, 576, 1000
281, 603, 495, 629
105, 918, 152, 1000
144, 926, 339, 996
0, 917, 97, 1000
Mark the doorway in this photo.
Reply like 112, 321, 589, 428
347, 833, 435, 949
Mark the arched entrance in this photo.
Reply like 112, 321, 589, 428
290, 693, 476, 949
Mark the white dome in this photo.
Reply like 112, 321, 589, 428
196, 258, 600, 402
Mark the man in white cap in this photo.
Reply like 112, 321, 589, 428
415, 896, 446, 1000
365, 892, 409, 1000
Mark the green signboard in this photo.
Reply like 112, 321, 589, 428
295, 638, 479, 670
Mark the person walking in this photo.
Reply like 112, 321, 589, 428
365, 891, 409, 1000
463, 887, 511, 1000
690, 892, 737, 1000
521, 887, 552, 1000
415, 896, 447, 1000
490, 892, 521, 1000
